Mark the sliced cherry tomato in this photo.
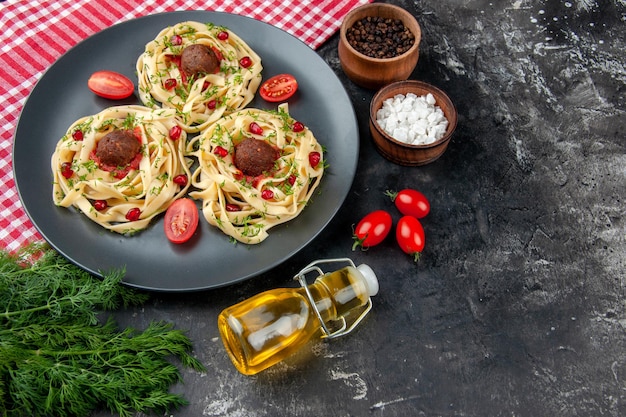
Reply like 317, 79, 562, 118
396, 215, 425, 262
87, 70, 134, 100
386, 188, 430, 219
352, 210, 392, 251
259, 74, 298, 102
164, 198, 199, 244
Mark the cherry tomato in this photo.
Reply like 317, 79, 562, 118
239, 56, 252, 68
72, 130, 83, 141
352, 210, 392, 251
249, 122, 263, 135
169, 125, 182, 140
259, 74, 298, 102
170, 35, 183, 45
164, 198, 199, 244
93, 200, 108, 211
309, 151, 321, 168
60, 162, 74, 179
125, 207, 141, 221
292, 121, 305, 132
226, 204, 240, 212
396, 215, 425, 262
261, 189, 274, 200
173, 174, 188, 187
87, 70, 134, 100
213, 146, 228, 157
386, 188, 430, 219
164, 78, 177, 90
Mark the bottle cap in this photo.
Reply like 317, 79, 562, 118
356, 264, 379, 296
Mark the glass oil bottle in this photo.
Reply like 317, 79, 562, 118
217, 258, 379, 375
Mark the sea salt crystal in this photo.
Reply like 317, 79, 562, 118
376, 92, 449, 145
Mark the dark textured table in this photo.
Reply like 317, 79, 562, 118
94, 1, 626, 416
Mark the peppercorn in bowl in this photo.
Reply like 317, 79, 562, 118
369, 80, 458, 166
339, 3, 421, 89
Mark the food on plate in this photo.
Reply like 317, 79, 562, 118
95, 129, 142, 166
259, 73, 298, 102
376, 92, 448, 145
87, 70, 135, 100
352, 210, 393, 250
385, 188, 430, 218
234, 137, 279, 177
396, 215, 425, 262
164, 198, 199, 244
136, 21, 263, 133
186, 104, 324, 244
52, 105, 191, 234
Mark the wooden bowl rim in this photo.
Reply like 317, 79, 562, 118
369, 80, 458, 150
340, 3, 422, 63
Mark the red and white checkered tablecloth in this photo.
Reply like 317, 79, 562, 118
0, 0, 370, 253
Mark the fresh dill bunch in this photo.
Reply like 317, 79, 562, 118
0, 246, 206, 417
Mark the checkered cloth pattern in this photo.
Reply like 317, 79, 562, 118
0, 0, 369, 253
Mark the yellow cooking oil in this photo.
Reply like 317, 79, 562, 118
218, 264, 378, 375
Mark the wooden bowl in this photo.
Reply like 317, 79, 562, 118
369, 80, 458, 166
339, 3, 421, 90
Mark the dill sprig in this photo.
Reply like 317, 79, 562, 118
0, 245, 205, 417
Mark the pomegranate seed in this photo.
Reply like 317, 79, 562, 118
207, 99, 217, 110
225, 203, 240, 212
93, 200, 108, 211
261, 189, 274, 200
309, 151, 321, 168
169, 125, 182, 140
125, 208, 141, 221
173, 174, 188, 187
72, 130, 84, 141
292, 121, 305, 133
213, 146, 229, 157
288, 174, 297, 186
239, 56, 252, 68
249, 122, 263, 135
170, 35, 183, 45
217, 31, 229, 40
164, 78, 177, 90
61, 162, 74, 179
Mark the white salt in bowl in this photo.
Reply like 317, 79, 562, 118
369, 80, 457, 166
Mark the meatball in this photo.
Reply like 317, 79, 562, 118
234, 138, 278, 177
180, 44, 220, 79
95, 130, 141, 167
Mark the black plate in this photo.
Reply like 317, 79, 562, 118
12, 11, 358, 292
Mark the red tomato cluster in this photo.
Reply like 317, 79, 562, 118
352, 189, 429, 262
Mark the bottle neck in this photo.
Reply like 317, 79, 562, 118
303, 266, 371, 328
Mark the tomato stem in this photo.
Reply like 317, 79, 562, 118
384, 189, 398, 202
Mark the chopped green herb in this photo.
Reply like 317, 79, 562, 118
0, 245, 205, 417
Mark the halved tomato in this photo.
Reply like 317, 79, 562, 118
87, 70, 134, 100
259, 73, 298, 102
164, 198, 199, 244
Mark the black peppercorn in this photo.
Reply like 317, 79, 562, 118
346, 16, 415, 59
